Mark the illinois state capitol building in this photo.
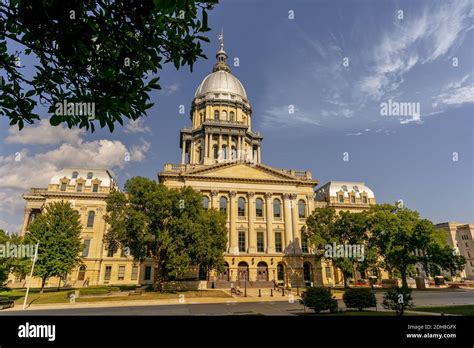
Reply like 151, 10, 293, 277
13, 39, 379, 289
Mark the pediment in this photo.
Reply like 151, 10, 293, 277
185, 162, 298, 181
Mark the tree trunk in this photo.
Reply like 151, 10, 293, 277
153, 256, 164, 292
57, 277, 61, 292
343, 273, 348, 288
400, 268, 408, 289
40, 276, 47, 293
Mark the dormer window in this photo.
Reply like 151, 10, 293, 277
338, 195, 344, 203
362, 196, 368, 204
60, 183, 67, 191
72, 171, 79, 179
87, 172, 93, 179
92, 184, 99, 193
350, 196, 356, 203
77, 183, 83, 192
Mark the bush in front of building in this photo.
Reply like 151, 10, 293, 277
299, 287, 338, 313
342, 288, 376, 311
382, 287, 414, 316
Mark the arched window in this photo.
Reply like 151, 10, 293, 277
230, 111, 235, 122
220, 197, 227, 214
256, 198, 264, 217
72, 171, 79, 179
202, 196, 209, 210
213, 145, 218, 160
350, 196, 355, 203
338, 194, 344, 203
362, 196, 368, 204
198, 147, 203, 162
222, 110, 227, 120
86, 172, 93, 179
214, 110, 219, 120
273, 199, 281, 218
231, 146, 237, 160
238, 197, 246, 217
78, 265, 86, 281
298, 200, 306, 219
87, 211, 95, 228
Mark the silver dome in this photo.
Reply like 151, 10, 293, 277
194, 70, 247, 99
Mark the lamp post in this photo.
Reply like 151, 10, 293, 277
23, 236, 39, 310
244, 270, 247, 297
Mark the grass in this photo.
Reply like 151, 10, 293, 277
0, 288, 231, 306
414, 305, 474, 316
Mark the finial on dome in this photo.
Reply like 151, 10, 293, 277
213, 28, 231, 73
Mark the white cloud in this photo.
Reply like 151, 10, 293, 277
261, 105, 319, 128
345, 132, 363, 136
161, 83, 180, 96
434, 74, 474, 106
5, 119, 84, 145
124, 118, 151, 134
359, 0, 472, 101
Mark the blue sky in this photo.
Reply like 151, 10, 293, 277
1, 0, 473, 232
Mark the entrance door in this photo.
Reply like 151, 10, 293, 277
257, 262, 268, 281
218, 263, 230, 281
303, 262, 312, 286
237, 262, 249, 281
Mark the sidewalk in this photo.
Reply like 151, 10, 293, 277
5, 291, 299, 312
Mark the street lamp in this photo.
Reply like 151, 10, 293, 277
244, 270, 247, 297
23, 235, 39, 310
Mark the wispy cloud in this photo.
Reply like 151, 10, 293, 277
124, 118, 151, 134
161, 82, 180, 96
261, 105, 320, 128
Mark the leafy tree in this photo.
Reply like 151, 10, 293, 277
104, 177, 227, 291
366, 204, 465, 289
0, 229, 32, 288
382, 287, 414, 316
299, 287, 338, 313
25, 201, 83, 292
342, 288, 376, 311
0, 0, 217, 131
305, 207, 370, 288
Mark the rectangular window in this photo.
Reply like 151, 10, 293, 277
275, 232, 282, 252
107, 248, 114, 257
362, 196, 368, 204
325, 266, 331, 279
257, 232, 264, 252
350, 196, 355, 203
302, 236, 308, 253
92, 184, 99, 193
104, 266, 112, 281
118, 266, 125, 280
238, 231, 246, 252
82, 239, 90, 257
131, 266, 139, 281
144, 266, 152, 281
77, 183, 83, 192
60, 183, 67, 191
338, 195, 344, 203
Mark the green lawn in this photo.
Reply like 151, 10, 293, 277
0, 288, 231, 305
414, 305, 474, 316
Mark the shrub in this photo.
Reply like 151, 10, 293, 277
382, 287, 414, 316
343, 288, 376, 311
299, 287, 338, 313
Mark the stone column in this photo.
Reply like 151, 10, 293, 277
181, 140, 186, 165
282, 193, 293, 253
204, 133, 208, 160
20, 208, 32, 237
218, 134, 222, 160
257, 146, 261, 163
291, 194, 301, 251
306, 193, 315, 215
229, 191, 238, 254
247, 192, 256, 253
190, 141, 195, 164
265, 193, 275, 253
210, 190, 219, 209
